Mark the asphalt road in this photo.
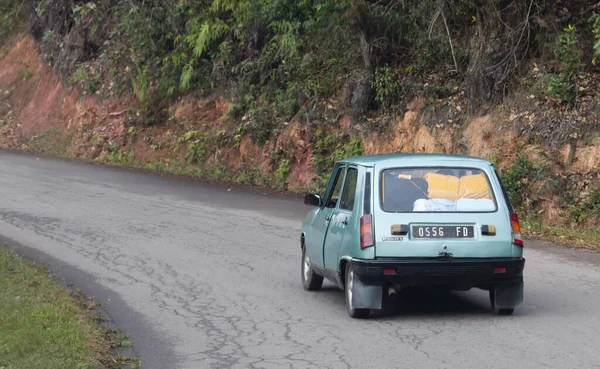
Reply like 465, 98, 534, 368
1, 150, 600, 369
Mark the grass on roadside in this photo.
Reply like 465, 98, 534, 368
522, 218, 600, 251
0, 247, 138, 369
23, 128, 74, 157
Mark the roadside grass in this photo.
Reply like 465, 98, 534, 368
23, 128, 74, 157
0, 247, 139, 369
522, 218, 600, 251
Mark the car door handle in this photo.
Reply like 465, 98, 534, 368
341, 218, 348, 226
325, 215, 331, 221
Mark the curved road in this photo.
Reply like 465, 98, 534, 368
1, 150, 600, 369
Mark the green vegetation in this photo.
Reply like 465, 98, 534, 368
4, 0, 596, 121
24, 128, 73, 157
26, 1, 516, 118
22, 68, 33, 81
0, 247, 137, 368
312, 129, 364, 186
69, 65, 103, 95
0, 0, 31, 46
181, 130, 207, 165
589, 11, 600, 66
499, 153, 549, 209
499, 152, 600, 248
547, 24, 583, 103
274, 158, 291, 189
373, 65, 401, 109
131, 63, 149, 106
522, 218, 600, 251
23, 0, 600, 138
568, 187, 600, 225
102, 144, 136, 166
237, 166, 268, 187
186, 139, 206, 165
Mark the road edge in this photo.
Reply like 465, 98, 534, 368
0, 233, 177, 369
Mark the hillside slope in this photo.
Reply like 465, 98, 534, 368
1, 0, 600, 246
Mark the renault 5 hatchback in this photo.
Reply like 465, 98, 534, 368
300, 154, 525, 318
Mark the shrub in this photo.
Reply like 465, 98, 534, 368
547, 24, 583, 103
186, 140, 206, 165
237, 167, 267, 186
569, 188, 600, 224
102, 144, 136, 166
589, 10, 600, 66
274, 159, 291, 189
372, 65, 400, 108
274, 87, 300, 118
499, 154, 547, 208
312, 129, 364, 187
69, 65, 102, 94
182, 130, 206, 165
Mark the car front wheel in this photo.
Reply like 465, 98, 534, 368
301, 246, 323, 291
345, 263, 370, 319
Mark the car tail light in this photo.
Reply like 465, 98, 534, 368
511, 213, 524, 247
360, 215, 374, 249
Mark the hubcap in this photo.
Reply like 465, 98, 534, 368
347, 270, 354, 310
303, 250, 310, 282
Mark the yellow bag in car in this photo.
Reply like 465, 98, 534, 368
423, 173, 460, 200
458, 173, 492, 199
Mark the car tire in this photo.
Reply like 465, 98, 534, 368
301, 246, 323, 291
489, 288, 515, 316
345, 263, 370, 319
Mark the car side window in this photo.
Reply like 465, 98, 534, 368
325, 167, 345, 208
339, 168, 358, 211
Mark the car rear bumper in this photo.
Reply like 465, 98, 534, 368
351, 257, 525, 287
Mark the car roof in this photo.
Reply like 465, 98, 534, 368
338, 153, 493, 168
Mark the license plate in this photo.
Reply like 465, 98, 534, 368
412, 225, 474, 239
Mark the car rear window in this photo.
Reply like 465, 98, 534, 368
380, 167, 498, 213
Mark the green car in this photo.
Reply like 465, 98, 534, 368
300, 154, 525, 318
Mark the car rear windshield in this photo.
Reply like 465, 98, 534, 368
380, 167, 498, 213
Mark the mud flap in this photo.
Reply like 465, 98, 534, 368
493, 278, 524, 309
351, 275, 383, 310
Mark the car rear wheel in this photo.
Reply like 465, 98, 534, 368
301, 246, 323, 291
345, 263, 370, 319
489, 288, 515, 315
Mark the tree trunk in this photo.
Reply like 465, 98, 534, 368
351, 30, 374, 118
464, 4, 497, 114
